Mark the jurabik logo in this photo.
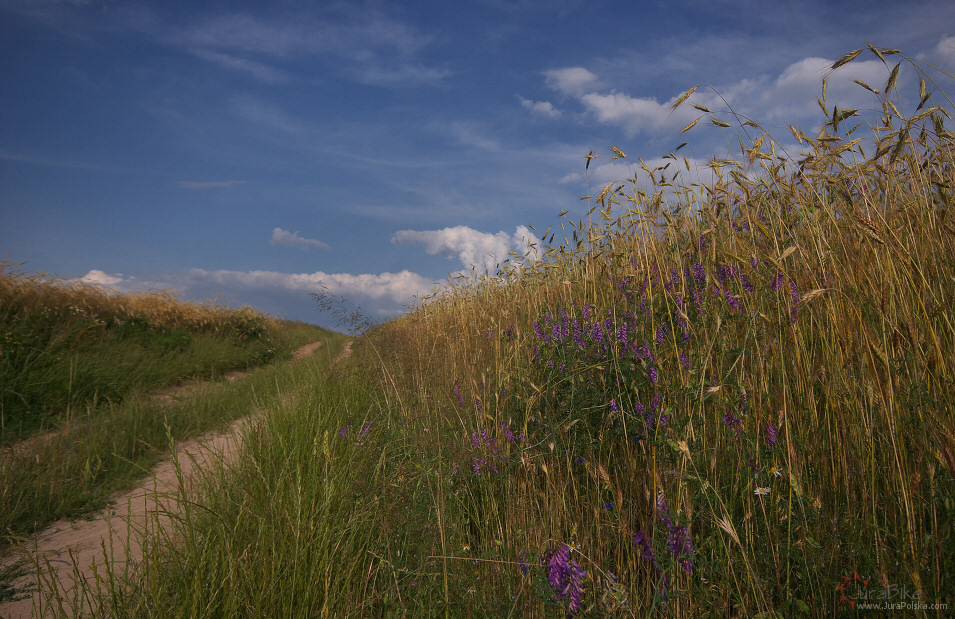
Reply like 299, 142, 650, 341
836, 572, 923, 608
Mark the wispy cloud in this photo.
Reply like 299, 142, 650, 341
165, 8, 448, 86
177, 179, 246, 189
447, 121, 500, 151
392, 225, 541, 274
189, 48, 289, 83
271, 228, 330, 251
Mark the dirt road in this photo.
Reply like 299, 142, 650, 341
0, 340, 328, 618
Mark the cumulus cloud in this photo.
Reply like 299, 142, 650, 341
76, 269, 130, 290
392, 225, 540, 274
545, 67, 599, 96
578, 91, 699, 136
546, 54, 903, 139
519, 96, 561, 118
271, 227, 330, 251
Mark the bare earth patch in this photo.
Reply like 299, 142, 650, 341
0, 340, 328, 618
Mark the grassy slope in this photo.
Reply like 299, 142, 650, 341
0, 271, 338, 549
58, 49, 955, 616
0, 267, 320, 443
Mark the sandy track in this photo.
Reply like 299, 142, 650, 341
0, 340, 327, 618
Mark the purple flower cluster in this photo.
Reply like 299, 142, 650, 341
546, 543, 588, 616
723, 410, 743, 437
632, 494, 695, 602
656, 494, 695, 574
469, 424, 524, 475
772, 270, 785, 292
632, 530, 670, 601
766, 421, 779, 447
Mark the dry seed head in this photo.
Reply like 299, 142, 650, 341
800, 288, 828, 304
717, 517, 741, 546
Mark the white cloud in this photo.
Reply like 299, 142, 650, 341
519, 96, 561, 118
560, 172, 583, 184
71, 266, 438, 325
579, 91, 693, 136
392, 225, 540, 274
271, 227, 330, 251
545, 67, 600, 96
76, 269, 129, 290
182, 268, 435, 303
543, 53, 900, 138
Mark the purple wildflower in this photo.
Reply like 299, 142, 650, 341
724, 289, 742, 312
518, 551, 533, 575
609, 399, 619, 415
723, 411, 743, 436
766, 421, 779, 447
680, 353, 691, 370
693, 262, 706, 287
772, 270, 784, 291
500, 423, 517, 443
655, 494, 696, 574
454, 384, 466, 407
547, 544, 588, 616
359, 421, 372, 440
657, 324, 667, 344
649, 366, 659, 384
339, 425, 349, 438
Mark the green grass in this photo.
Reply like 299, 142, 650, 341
31, 46, 955, 616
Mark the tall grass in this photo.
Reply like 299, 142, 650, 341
80, 46, 954, 616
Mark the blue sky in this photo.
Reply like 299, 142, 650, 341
2, 0, 954, 329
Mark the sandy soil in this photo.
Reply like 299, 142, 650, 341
0, 339, 328, 618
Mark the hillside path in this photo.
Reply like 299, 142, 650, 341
0, 340, 330, 619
